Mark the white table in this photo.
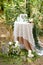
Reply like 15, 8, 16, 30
14, 22, 35, 50
13, 14, 43, 55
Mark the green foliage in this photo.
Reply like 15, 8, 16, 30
26, 0, 31, 18
0, 47, 39, 65
26, 0, 43, 49
0, 41, 39, 62
0, 0, 25, 26
6, 0, 25, 26
31, 51, 40, 61
0, 0, 43, 29
33, 24, 41, 49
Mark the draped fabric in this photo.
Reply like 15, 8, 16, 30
14, 14, 43, 55
14, 14, 35, 50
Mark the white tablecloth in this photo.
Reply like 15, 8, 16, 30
13, 14, 43, 55
14, 22, 35, 50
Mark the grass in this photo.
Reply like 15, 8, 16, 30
0, 49, 40, 65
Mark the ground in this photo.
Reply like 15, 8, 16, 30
0, 56, 43, 65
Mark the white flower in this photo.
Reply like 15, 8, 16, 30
29, 18, 33, 22
8, 42, 12, 45
15, 41, 19, 47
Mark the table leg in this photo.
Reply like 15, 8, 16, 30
17, 37, 32, 51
